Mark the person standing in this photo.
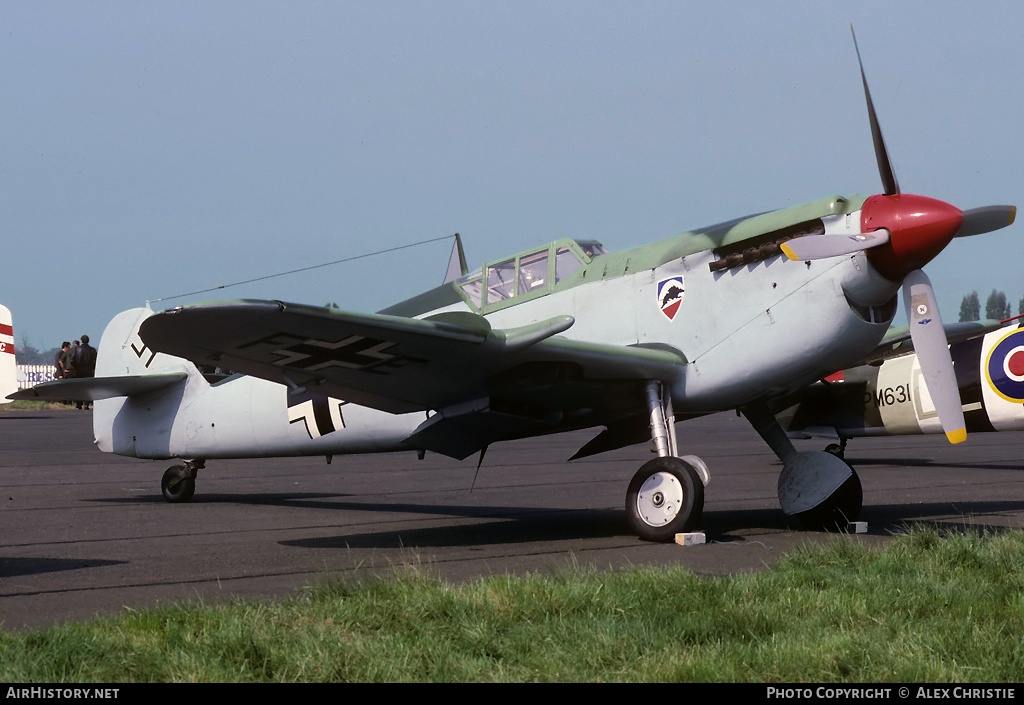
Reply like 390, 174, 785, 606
72, 335, 96, 409
73, 335, 96, 378
54, 341, 70, 379
63, 341, 79, 379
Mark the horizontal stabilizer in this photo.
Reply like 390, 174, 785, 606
7, 373, 187, 402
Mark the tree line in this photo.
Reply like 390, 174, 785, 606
14, 334, 62, 366
958, 290, 1023, 322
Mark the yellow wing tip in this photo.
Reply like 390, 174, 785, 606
780, 243, 801, 261
946, 428, 967, 444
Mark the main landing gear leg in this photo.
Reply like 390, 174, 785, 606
742, 403, 861, 529
161, 459, 204, 503
626, 382, 708, 542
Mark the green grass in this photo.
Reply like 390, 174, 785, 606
3, 526, 1024, 682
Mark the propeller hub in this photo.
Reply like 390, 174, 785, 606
862, 194, 964, 280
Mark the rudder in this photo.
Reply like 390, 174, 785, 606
94, 307, 207, 456
0, 305, 14, 403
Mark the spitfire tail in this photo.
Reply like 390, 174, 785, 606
0, 305, 15, 403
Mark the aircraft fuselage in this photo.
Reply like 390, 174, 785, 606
94, 194, 904, 461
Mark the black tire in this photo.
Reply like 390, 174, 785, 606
626, 456, 704, 542
161, 465, 196, 503
824, 443, 845, 458
794, 467, 862, 530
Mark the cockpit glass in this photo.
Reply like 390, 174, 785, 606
486, 258, 517, 302
458, 240, 606, 309
554, 247, 581, 283
459, 276, 483, 308
517, 249, 548, 295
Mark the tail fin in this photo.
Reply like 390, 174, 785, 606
11, 308, 191, 402
93, 307, 208, 456
95, 307, 194, 378
0, 304, 15, 403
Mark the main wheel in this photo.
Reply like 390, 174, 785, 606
778, 451, 862, 530
626, 456, 704, 542
794, 468, 862, 531
161, 465, 196, 503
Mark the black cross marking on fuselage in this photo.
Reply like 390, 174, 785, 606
287, 389, 347, 439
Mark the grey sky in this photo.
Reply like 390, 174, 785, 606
3, 1, 1021, 349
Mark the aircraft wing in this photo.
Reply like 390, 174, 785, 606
139, 300, 685, 419
857, 318, 1007, 366
777, 320, 1024, 442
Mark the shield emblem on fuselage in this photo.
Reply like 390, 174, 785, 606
657, 276, 685, 321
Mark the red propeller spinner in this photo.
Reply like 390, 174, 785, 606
861, 194, 963, 281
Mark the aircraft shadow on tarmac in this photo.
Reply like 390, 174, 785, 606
860, 499, 1024, 525
99, 490, 788, 545
0, 557, 126, 579
279, 500, 1024, 550
851, 457, 1024, 472
282, 508, 631, 549
92, 492, 1024, 549
284, 499, 1024, 549
765, 455, 1024, 473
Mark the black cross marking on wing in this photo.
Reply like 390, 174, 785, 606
242, 332, 425, 375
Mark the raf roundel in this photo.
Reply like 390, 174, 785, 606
657, 276, 685, 321
985, 328, 1024, 403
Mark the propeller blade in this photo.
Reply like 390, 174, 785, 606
955, 205, 1017, 238
781, 229, 890, 261
903, 269, 966, 444
851, 25, 899, 196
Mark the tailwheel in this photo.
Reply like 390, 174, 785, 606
824, 437, 848, 459
161, 463, 197, 503
626, 456, 704, 542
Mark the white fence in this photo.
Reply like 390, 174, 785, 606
17, 365, 56, 389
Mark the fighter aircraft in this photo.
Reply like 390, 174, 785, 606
778, 319, 1024, 454
9, 31, 1019, 540
0, 304, 15, 403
